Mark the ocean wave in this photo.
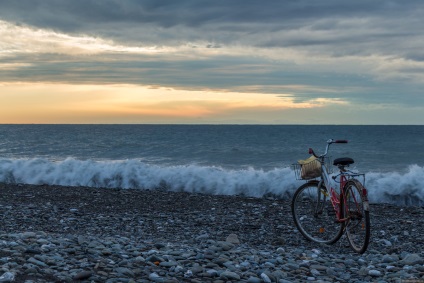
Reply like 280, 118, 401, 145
0, 158, 423, 206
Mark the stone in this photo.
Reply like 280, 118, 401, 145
276, 247, 285, 254
400, 254, 423, 265
369, 270, 382, 277
149, 272, 165, 282
216, 241, 234, 251
225, 233, 240, 244
159, 261, 178, 267
358, 267, 369, 276
0, 272, 15, 283
196, 233, 210, 241
206, 269, 218, 277
27, 257, 48, 267
219, 271, 240, 280
73, 271, 92, 280
115, 267, 135, 277
382, 254, 397, 263
21, 232, 37, 239
2, 182, 424, 283
247, 276, 262, 283
260, 273, 271, 283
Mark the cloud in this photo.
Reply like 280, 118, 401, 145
1, 1, 423, 49
1, 0, 424, 118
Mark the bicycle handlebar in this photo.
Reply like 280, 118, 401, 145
309, 139, 348, 158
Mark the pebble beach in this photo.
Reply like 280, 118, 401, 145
0, 183, 423, 283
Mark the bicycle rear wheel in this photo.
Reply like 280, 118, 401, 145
342, 179, 370, 254
291, 181, 344, 244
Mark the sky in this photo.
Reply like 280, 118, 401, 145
0, 0, 424, 124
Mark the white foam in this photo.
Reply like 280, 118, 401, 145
366, 164, 424, 206
0, 158, 299, 196
1, 158, 423, 206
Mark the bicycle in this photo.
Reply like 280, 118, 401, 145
291, 139, 370, 254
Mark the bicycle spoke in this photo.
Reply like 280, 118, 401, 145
343, 180, 370, 254
292, 181, 344, 244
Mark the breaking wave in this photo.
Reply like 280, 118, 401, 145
0, 158, 423, 206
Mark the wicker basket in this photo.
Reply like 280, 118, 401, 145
292, 156, 332, 180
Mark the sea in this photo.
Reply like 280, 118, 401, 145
0, 124, 423, 206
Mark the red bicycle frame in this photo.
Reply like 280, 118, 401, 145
311, 139, 369, 223
329, 175, 348, 222
328, 174, 369, 223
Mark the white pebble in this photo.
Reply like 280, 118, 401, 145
260, 273, 271, 283
312, 248, 321, 254
276, 247, 285, 254
368, 270, 382, 276
381, 239, 392, 246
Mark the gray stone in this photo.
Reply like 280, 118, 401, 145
326, 267, 337, 276
73, 271, 92, 280
225, 233, 240, 244
196, 233, 210, 241
311, 264, 327, 271
382, 254, 397, 263
149, 272, 165, 282
159, 261, 178, 267
219, 271, 240, 280
358, 267, 369, 276
284, 263, 300, 271
260, 273, 271, 283
146, 255, 164, 263
0, 272, 15, 283
216, 241, 234, 251
400, 253, 423, 265
190, 265, 203, 274
272, 270, 287, 280
369, 270, 382, 277
27, 257, 48, 267
247, 276, 262, 283
21, 232, 37, 239
206, 269, 218, 277
115, 267, 135, 277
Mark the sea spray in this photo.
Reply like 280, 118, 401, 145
1, 157, 423, 206
0, 158, 298, 197
366, 164, 424, 206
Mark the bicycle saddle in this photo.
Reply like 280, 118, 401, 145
333, 157, 354, 166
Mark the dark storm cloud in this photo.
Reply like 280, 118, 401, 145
0, 0, 411, 25
1, 0, 424, 109
0, 1, 421, 42
1, 0, 422, 63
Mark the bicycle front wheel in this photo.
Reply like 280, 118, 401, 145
342, 179, 370, 254
291, 181, 344, 244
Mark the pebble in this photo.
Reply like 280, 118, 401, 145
260, 272, 272, 283
369, 269, 382, 276
1, 229, 422, 282
400, 253, 423, 265
0, 183, 423, 282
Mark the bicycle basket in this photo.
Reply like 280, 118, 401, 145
292, 156, 322, 180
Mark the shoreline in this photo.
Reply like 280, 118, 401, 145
0, 183, 423, 282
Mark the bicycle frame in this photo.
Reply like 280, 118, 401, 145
313, 140, 368, 223
318, 162, 348, 222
